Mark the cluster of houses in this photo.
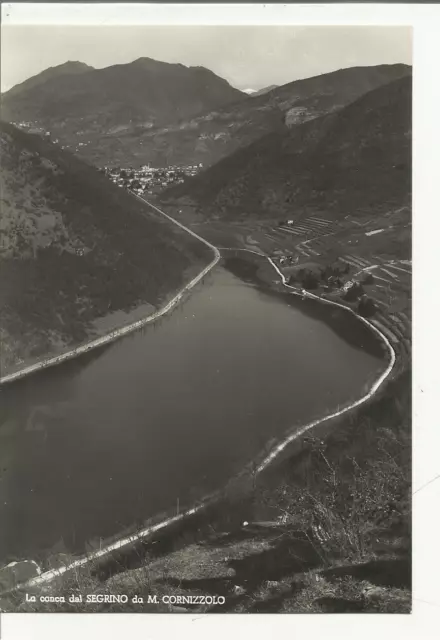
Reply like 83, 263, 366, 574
12, 121, 59, 143
11, 120, 203, 195
276, 255, 298, 266
11, 120, 39, 131
271, 249, 298, 266
101, 163, 203, 195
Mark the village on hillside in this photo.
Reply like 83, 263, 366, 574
10, 120, 203, 195
101, 163, 203, 195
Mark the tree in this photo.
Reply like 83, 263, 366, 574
302, 271, 319, 290
362, 272, 375, 285
358, 296, 377, 317
344, 282, 364, 302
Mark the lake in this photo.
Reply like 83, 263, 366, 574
0, 258, 386, 563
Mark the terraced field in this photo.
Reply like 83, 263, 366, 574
167, 202, 411, 375
266, 210, 411, 374
274, 216, 340, 257
343, 256, 411, 373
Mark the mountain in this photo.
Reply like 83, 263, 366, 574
58, 63, 411, 170
1, 57, 246, 140
0, 121, 212, 375
161, 75, 411, 221
2, 61, 94, 99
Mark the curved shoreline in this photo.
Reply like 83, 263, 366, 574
257, 254, 396, 471
7, 223, 397, 592
0, 200, 220, 385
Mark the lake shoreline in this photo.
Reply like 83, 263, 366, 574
1, 202, 397, 595
3, 248, 396, 594
0, 200, 220, 385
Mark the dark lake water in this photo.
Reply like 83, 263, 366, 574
0, 259, 386, 563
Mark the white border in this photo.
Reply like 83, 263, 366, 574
0, 3, 428, 26
1, 3, 440, 639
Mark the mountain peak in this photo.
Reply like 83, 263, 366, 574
56, 60, 94, 71
4, 60, 94, 98
61, 60, 89, 67
130, 57, 183, 70
2, 56, 246, 132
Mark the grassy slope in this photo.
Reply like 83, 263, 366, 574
0, 122, 212, 374
162, 75, 411, 221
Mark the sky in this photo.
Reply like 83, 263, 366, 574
1, 25, 412, 93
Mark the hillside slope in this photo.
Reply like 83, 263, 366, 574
73, 63, 411, 169
0, 122, 212, 375
1, 57, 246, 142
161, 75, 412, 221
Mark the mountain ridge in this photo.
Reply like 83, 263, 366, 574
2, 62, 411, 172
63, 63, 411, 169
161, 75, 412, 221
3, 61, 94, 99
2, 57, 246, 135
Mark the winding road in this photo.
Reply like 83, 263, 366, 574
0, 198, 220, 385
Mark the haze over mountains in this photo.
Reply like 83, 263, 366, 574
162, 75, 412, 221
2, 58, 411, 170
242, 85, 279, 97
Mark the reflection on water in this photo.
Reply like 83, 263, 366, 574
0, 265, 385, 562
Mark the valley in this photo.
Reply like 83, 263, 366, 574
0, 44, 412, 617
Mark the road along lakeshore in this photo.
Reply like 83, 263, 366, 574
1, 212, 396, 592
0, 201, 220, 385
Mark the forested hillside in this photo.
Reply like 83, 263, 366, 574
0, 122, 211, 375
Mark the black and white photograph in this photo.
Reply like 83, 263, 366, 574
0, 2, 426, 631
